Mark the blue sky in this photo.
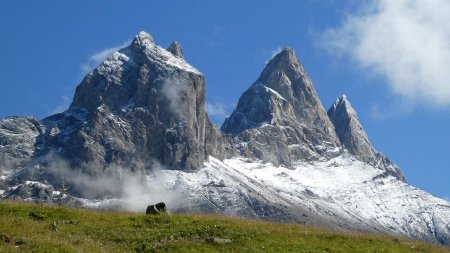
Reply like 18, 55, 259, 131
0, 1, 449, 200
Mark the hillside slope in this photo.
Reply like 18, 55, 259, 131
0, 201, 448, 252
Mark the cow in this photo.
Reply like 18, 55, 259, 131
146, 202, 167, 215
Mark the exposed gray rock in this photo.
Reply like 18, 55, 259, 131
3, 181, 54, 202
204, 119, 237, 160
0, 116, 43, 169
42, 31, 211, 174
167, 41, 184, 59
1, 180, 84, 206
327, 95, 405, 181
222, 48, 341, 165
328, 95, 376, 161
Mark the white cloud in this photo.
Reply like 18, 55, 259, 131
80, 41, 129, 74
50, 96, 71, 114
206, 101, 231, 125
90, 45, 125, 63
264, 47, 282, 64
161, 76, 189, 121
53, 41, 130, 116
321, 0, 450, 108
207, 102, 227, 118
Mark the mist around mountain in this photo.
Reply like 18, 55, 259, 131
0, 31, 449, 246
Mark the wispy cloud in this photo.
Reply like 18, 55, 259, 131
161, 76, 189, 121
50, 96, 71, 115
264, 47, 282, 64
80, 41, 129, 74
51, 41, 130, 116
320, 0, 450, 109
203, 25, 226, 51
206, 101, 232, 125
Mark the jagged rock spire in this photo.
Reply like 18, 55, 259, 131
257, 48, 300, 87
167, 41, 184, 59
130, 31, 155, 51
222, 47, 340, 165
256, 48, 304, 105
255, 48, 338, 134
328, 95, 405, 181
328, 95, 376, 161
223, 47, 339, 142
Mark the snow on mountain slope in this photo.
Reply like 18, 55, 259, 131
81, 155, 450, 245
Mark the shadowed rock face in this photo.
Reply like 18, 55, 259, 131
327, 95, 405, 181
221, 48, 341, 165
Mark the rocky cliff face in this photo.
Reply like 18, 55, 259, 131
0, 116, 43, 168
328, 95, 375, 161
221, 48, 340, 165
327, 95, 405, 181
0, 116, 44, 191
40, 32, 213, 173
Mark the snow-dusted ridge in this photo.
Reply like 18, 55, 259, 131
91, 31, 202, 82
129, 31, 201, 75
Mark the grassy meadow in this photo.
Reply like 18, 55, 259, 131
0, 201, 448, 252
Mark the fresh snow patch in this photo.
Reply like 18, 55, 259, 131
255, 83, 287, 101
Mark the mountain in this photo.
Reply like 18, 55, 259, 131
0, 31, 449, 246
221, 48, 340, 166
52, 31, 209, 172
327, 95, 405, 181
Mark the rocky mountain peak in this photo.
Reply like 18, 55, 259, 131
41, 31, 212, 174
327, 94, 373, 159
327, 95, 405, 181
167, 41, 184, 59
254, 48, 336, 130
260, 47, 297, 72
131, 31, 155, 51
222, 48, 340, 165
329, 95, 357, 119
257, 48, 301, 95
70, 31, 201, 111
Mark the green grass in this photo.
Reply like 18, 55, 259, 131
0, 201, 448, 252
